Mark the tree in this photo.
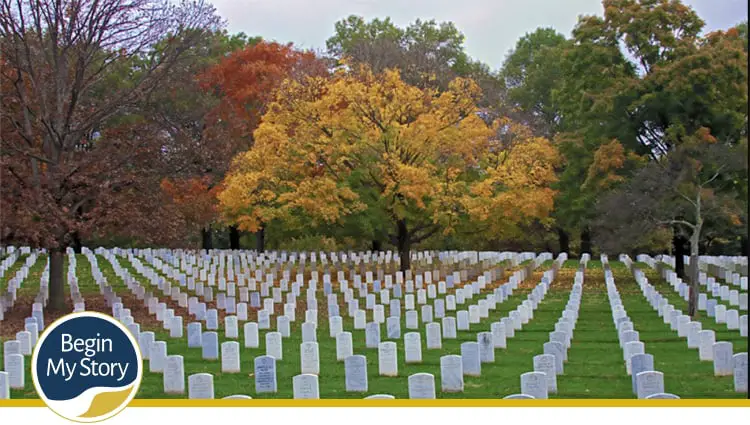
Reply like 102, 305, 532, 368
160, 176, 222, 248
219, 66, 558, 271
501, 28, 576, 253
324, 16, 506, 250
326, 15, 504, 106
528, 0, 747, 256
566, 0, 746, 156
146, 30, 256, 250
594, 131, 747, 316
0, 0, 221, 310
201, 41, 329, 251
501, 27, 567, 138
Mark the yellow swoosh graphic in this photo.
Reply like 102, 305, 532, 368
77, 386, 133, 418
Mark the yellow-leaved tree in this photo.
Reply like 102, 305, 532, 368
219, 66, 559, 270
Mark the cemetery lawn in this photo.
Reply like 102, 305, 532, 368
1, 256, 746, 399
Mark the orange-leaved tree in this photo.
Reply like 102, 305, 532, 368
160, 176, 223, 248
220, 66, 559, 270
196, 41, 329, 250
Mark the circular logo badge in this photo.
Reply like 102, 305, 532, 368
31, 312, 143, 423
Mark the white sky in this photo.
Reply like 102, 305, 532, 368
209, 0, 748, 70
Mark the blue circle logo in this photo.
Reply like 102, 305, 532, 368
31, 312, 143, 422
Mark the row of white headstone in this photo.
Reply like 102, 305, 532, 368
105, 242, 539, 353
646, 256, 748, 331
607, 256, 675, 399
134, 251, 567, 397
622, 255, 747, 394
167, 261, 570, 398
88, 255, 563, 399
0, 251, 42, 322
120, 246, 515, 327
49, 245, 552, 396
518, 257, 587, 399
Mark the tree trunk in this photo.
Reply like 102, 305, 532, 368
397, 219, 411, 273
372, 240, 382, 252
580, 227, 592, 255
201, 227, 213, 251
71, 231, 83, 254
229, 225, 241, 250
674, 233, 688, 280
255, 226, 265, 253
48, 247, 66, 312
687, 229, 701, 318
557, 227, 570, 256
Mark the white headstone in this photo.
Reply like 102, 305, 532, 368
366, 322, 381, 348
533, 354, 557, 393
477, 332, 494, 363
138, 331, 155, 360
491, 322, 507, 349
0, 371, 9, 399
636, 371, 664, 399
244, 322, 259, 348
6, 354, 24, 389
254, 355, 278, 393
543, 342, 564, 375
345, 355, 368, 392
733, 352, 747, 393
713, 341, 734, 376
387, 316, 401, 339
457, 310, 470, 330
408, 373, 436, 399
300, 341, 320, 375
266, 332, 283, 360
224, 316, 239, 339
378, 341, 398, 376
164, 355, 185, 394
188, 373, 214, 399
461, 342, 481, 377
440, 355, 463, 393
201, 332, 219, 360
329, 316, 343, 338
442, 317, 457, 339
426, 323, 442, 349
336, 332, 354, 361
292, 374, 320, 399
221, 341, 241, 373
404, 332, 422, 363
149, 341, 167, 373
520, 371, 548, 400
699, 330, 716, 361
302, 321, 317, 343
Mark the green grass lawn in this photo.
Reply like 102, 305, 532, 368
0, 254, 32, 295
1, 254, 747, 399
614, 265, 745, 398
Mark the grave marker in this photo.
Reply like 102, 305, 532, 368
461, 342, 481, 377
520, 371, 547, 400
408, 373, 436, 399
378, 342, 398, 376
636, 371, 664, 399
345, 355, 368, 392
293, 374, 320, 399
188, 373, 214, 399
440, 355, 464, 393
164, 355, 185, 394
300, 342, 320, 375
254, 355, 278, 393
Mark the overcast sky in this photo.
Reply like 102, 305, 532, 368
209, 0, 748, 70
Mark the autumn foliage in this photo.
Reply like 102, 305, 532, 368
219, 65, 559, 269
160, 177, 222, 230
200, 41, 330, 146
